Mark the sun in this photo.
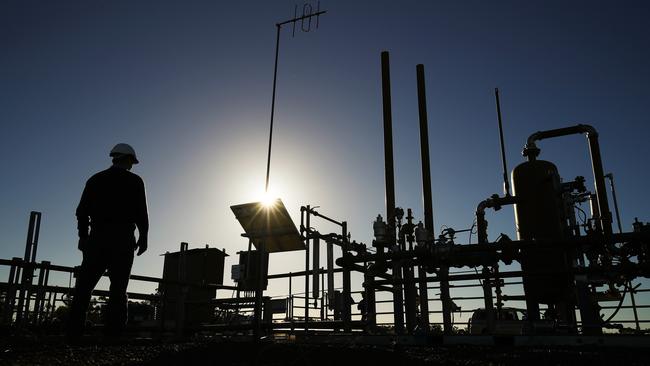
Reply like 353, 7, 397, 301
260, 190, 278, 208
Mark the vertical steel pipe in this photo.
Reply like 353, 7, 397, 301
415, 64, 431, 330
381, 51, 396, 255
381, 51, 404, 333
416, 64, 450, 334
416, 65, 434, 231
313, 237, 320, 299
585, 131, 613, 239
321, 268, 325, 320
326, 239, 334, 301
304, 206, 310, 333
364, 270, 377, 327
342, 222, 352, 332
439, 266, 453, 334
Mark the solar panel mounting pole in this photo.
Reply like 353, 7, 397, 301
265, 3, 327, 193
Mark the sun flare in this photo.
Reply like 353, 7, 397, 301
260, 190, 278, 208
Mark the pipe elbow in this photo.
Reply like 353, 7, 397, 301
526, 131, 543, 146
577, 123, 598, 137
476, 199, 491, 215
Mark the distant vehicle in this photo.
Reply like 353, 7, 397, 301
467, 307, 527, 335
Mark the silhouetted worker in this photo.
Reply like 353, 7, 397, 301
67, 143, 148, 341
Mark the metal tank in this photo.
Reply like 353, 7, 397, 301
512, 160, 572, 305
161, 244, 228, 327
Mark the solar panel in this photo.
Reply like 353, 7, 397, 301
230, 199, 305, 253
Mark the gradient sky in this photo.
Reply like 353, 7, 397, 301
1, 1, 649, 324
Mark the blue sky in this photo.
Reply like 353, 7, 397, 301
1, 0, 649, 324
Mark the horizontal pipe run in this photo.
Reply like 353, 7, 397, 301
526, 124, 597, 147
301, 207, 343, 226
337, 231, 650, 266
524, 123, 612, 238
371, 262, 650, 286
267, 268, 343, 279
0, 283, 158, 302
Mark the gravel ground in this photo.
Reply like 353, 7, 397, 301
0, 337, 204, 366
1, 336, 649, 366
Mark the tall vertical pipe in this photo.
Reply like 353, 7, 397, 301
304, 206, 310, 333
342, 222, 352, 332
586, 133, 613, 239
381, 51, 403, 333
416, 64, 451, 334
381, 51, 396, 252
416, 65, 434, 231
415, 64, 431, 330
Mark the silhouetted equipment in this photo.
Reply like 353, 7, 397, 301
324, 53, 648, 338
231, 200, 304, 252
231, 199, 304, 337
2, 51, 650, 344
513, 159, 574, 321
160, 243, 228, 328
235, 250, 269, 291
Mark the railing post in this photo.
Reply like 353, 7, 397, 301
14, 258, 27, 324
3, 258, 21, 324
34, 261, 50, 324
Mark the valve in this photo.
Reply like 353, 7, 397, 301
414, 221, 428, 247
373, 214, 387, 244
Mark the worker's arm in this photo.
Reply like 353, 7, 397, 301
135, 178, 149, 256
75, 180, 92, 251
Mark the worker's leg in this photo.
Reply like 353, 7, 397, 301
105, 248, 134, 336
67, 247, 109, 339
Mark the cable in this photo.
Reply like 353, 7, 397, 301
468, 219, 477, 245
466, 219, 483, 287
574, 204, 588, 226
602, 283, 629, 324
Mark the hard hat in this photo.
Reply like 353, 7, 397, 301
109, 143, 139, 164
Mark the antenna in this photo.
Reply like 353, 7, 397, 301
495, 88, 511, 196
265, 2, 327, 193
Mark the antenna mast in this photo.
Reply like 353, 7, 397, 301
495, 88, 511, 196
265, 2, 327, 193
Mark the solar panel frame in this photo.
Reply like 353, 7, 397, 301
230, 199, 305, 253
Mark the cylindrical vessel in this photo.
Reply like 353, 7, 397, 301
512, 160, 571, 303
